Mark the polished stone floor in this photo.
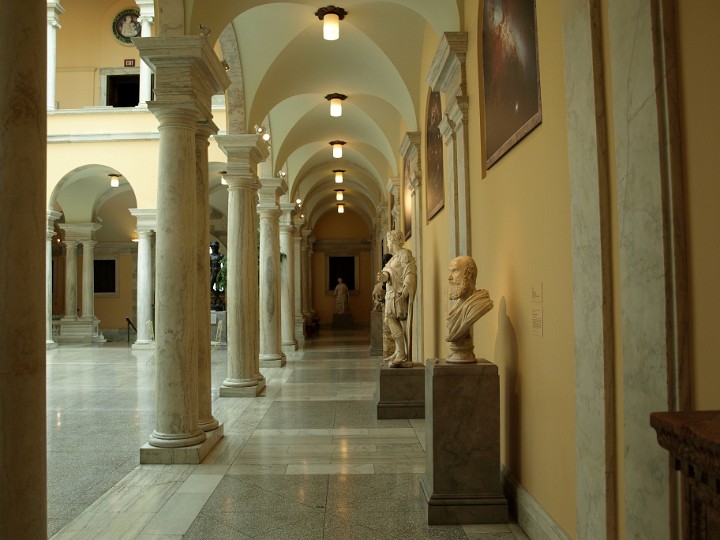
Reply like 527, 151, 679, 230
48, 328, 529, 539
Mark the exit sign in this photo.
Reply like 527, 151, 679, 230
124, 59, 135, 67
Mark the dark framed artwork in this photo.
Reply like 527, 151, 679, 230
326, 255, 357, 292
425, 90, 444, 221
482, 0, 542, 168
112, 9, 141, 45
94, 259, 117, 294
402, 158, 412, 240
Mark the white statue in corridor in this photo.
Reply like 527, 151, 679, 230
334, 277, 350, 314
377, 230, 416, 367
446, 256, 493, 363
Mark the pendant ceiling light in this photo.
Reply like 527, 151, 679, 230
333, 169, 345, 183
325, 93, 346, 117
315, 6, 347, 41
335, 189, 344, 201
329, 140, 345, 158
336, 203, 345, 214
108, 173, 120, 188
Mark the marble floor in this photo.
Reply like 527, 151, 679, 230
47, 328, 529, 539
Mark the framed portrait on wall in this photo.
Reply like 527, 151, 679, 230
425, 90, 444, 221
481, 0, 542, 168
402, 158, 412, 240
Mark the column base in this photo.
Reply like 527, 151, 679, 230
140, 424, 224, 464
46, 340, 58, 350
282, 340, 298, 352
420, 476, 508, 525
219, 379, 266, 397
132, 340, 155, 350
260, 354, 287, 368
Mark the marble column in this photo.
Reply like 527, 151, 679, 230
80, 238, 98, 320
279, 201, 297, 351
46, 211, 62, 348
301, 229, 311, 319
306, 232, 317, 317
136, 2, 154, 106
293, 216, 305, 341
258, 176, 286, 367
0, 1, 47, 536
61, 238, 78, 319
195, 121, 220, 431
129, 209, 156, 349
46, 1, 63, 110
215, 134, 269, 396
134, 35, 230, 461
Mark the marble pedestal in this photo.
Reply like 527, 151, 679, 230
370, 310, 384, 356
375, 364, 425, 419
210, 311, 227, 350
332, 313, 353, 328
421, 358, 508, 525
55, 318, 106, 344
140, 424, 224, 464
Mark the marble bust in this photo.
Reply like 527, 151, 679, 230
446, 256, 493, 363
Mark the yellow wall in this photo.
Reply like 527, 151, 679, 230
677, 2, 720, 410
311, 209, 373, 325
463, 0, 576, 534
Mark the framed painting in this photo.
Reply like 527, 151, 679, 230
425, 90, 444, 221
402, 158, 412, 240
482, 0, 542, 168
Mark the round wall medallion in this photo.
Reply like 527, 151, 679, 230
112, 9, 141, 45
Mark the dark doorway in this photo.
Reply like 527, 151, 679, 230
107, 75, 139, 107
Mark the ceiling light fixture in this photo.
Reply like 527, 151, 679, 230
337, 202, 345, 214
325, 93, 347, 117
108, 173, 121, 188
315, 5, 347, 41
333, 169, 345, 183
335, 189, 344, 201
262, 132, 271, 141
330, 140, 345, 158
219, 170, 228, 185
296, 198, 302, 204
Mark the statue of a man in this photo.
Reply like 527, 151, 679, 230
209, 241, 224, 310
334, 277, 350, 314
446, 256, 493, 363
377, 230, 416, 367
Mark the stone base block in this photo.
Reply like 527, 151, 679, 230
423, 358, 508, 525
219, 380, 266, 397
260, 355, 287, 368
140, 424, 224, 464
132, 341, 155, 350
375, 363, 425, 419
282, 341, 298, 353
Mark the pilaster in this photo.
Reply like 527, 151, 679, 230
46, 210, 62, 348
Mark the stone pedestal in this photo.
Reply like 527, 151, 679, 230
370, 310, 383, 356
210, 310, 227, 349
332, 313, 353, 328
421, 358, 508, 525
375, 364, 425, 419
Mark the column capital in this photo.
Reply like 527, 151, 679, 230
47, 1, 64, 26
279, 203, 296, 228
59, 222, 101, 242
216, 134, 269, 188
427, 32, 468, 97
439, 114, 455, 144
133, 36, 230, 120
258, 177, 287, 208
446, 95, 469, 128
147, 101, 202, 128
130, 208, 157, 233
400, 131, 421, 163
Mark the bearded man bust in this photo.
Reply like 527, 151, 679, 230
446, 256, 493, 363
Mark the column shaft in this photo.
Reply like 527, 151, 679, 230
195, 122, 219, 430
0, 0, 47, 535
258, 203, 284, 365
134, 231, 153, 345
63, 241, 78, 318
81, 240, 95, 319
293, 221, 305, 341
148, 105, 204, 448
279, 206, 296, 350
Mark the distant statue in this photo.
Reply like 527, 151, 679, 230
377, 230, 416, 367
209, 241, 224, 310
372, 279, 385, 312
446, 256, 493, 363
334, 277, 350, 314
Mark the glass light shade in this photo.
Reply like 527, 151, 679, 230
323, 13, 340, 40
334, 171, 344, 183
332, 144, 343, 158
221, 176, 227, 185
296, 198, 302, 204
262, 132, 271, 141
337, 203, 345, 213
330, 97, 342, 117
335, 190, 344, 201
109, 175, 120, 188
